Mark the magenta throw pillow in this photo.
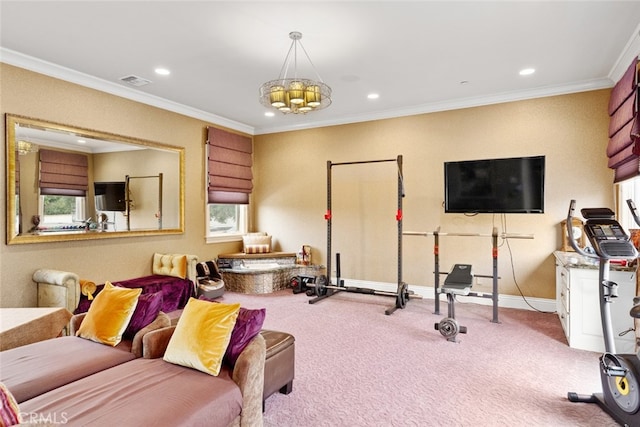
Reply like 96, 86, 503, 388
224, 307, 266, 367
123, 291, 164, 339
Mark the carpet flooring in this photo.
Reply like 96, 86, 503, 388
220, 289, 620, 426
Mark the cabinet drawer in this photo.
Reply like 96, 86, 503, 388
557, 266, 570, 312
558, 267, 569, 289
559, 285, 569, 313
558, 302, 569, 336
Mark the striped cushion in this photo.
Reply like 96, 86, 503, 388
244, 244, 271, 254
243, 233, 271, 254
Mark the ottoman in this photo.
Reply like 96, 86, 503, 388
261, 329, 295, 410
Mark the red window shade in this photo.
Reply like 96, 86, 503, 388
607, 120, 634, 161
206, 127, 253, 205
607, 58, 639, 183
39, 149, 88, 196
614, 156, 640, 183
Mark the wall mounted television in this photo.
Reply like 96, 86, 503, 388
94, 182, 126, 212
444, 155, 545, 214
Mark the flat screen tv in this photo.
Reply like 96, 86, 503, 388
444, 155, 545, 214
94, 182, 126, 212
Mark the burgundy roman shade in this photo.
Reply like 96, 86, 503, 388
607, 58, 639, 182
206, 127, 253, 205
39, 149, 88, 196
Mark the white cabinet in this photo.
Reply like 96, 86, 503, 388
556, 262, 637, 353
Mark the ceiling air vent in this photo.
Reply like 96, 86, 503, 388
119, 75, 152, 87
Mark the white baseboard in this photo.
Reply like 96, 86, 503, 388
330, 277, 557, 314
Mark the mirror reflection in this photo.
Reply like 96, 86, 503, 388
6, 114, 184, 244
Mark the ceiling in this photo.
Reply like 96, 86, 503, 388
1, 1, 640, 136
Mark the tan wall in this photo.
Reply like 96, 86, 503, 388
253, 90, 615, 299
0, 63, 614, 307
0, 64, 242, 307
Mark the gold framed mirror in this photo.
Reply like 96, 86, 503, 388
6, 114, 185, 244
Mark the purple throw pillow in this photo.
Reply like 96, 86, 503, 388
224, 307, 266, 367
123, 291, 164, 340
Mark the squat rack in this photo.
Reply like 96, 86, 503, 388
404, 228, 533, 323
309, 155, 418, 315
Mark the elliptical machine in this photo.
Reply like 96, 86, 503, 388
566, 199, 640, 426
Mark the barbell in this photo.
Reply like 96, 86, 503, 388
313, 276, 420, 309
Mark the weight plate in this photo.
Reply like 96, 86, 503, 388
437, 318, 459, 338
396, 282, 407, 309
402, 283, 408, 308
290, 277, 299, 289
316, 275, 328, 297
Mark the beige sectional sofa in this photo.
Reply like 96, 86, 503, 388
18, 326, 266, 427
2, 310, 267, 426
1, 312, 169, 404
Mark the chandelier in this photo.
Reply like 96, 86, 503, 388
259, 31, 331, 114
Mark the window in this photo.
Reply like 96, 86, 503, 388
36, 148, 89, 230
208, 204, 247, 240
39, 195, 86, 225
616, 177, 640, 231
205, 126, 252, 242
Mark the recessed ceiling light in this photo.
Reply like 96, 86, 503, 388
265, 111, 275, 117
519, 68, 535, 76
367, 93, 379, 100
77, 139, 86, 144
155, 68, 171, 76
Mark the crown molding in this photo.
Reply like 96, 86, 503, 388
253, 77, 613, 135
608, 22, 640, 82
0, 48, 254, 135
0, 43, 626, 137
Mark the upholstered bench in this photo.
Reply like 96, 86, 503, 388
261, 329, 295, 410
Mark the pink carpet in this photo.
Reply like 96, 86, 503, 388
220, 289, 618, 426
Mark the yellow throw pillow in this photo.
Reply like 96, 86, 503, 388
76, 281, 142, 346
163, 298, 240, 376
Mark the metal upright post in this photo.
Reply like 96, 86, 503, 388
326, 160, 333, 287
125, 175, 131, 231
599, 259, 616, 353
385, 155, 405, 315
158, 173, 163, 229
434, 228, 440, 315
397, 155, 403, 292
491, 227, 500, 323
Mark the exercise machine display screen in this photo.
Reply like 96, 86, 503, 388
588, 223, 626, 239
583, 220, 636, 259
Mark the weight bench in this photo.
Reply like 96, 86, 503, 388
434, 264, 473, 342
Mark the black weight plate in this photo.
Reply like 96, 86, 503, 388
316, 274, 328, 297
396, 282, 408, 308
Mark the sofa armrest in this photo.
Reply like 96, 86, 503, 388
232, 333, 266, 427
130, 311, 171, 358
142, 326, 176, 359
32, 269, 80, 314
69, 313, 86, 335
